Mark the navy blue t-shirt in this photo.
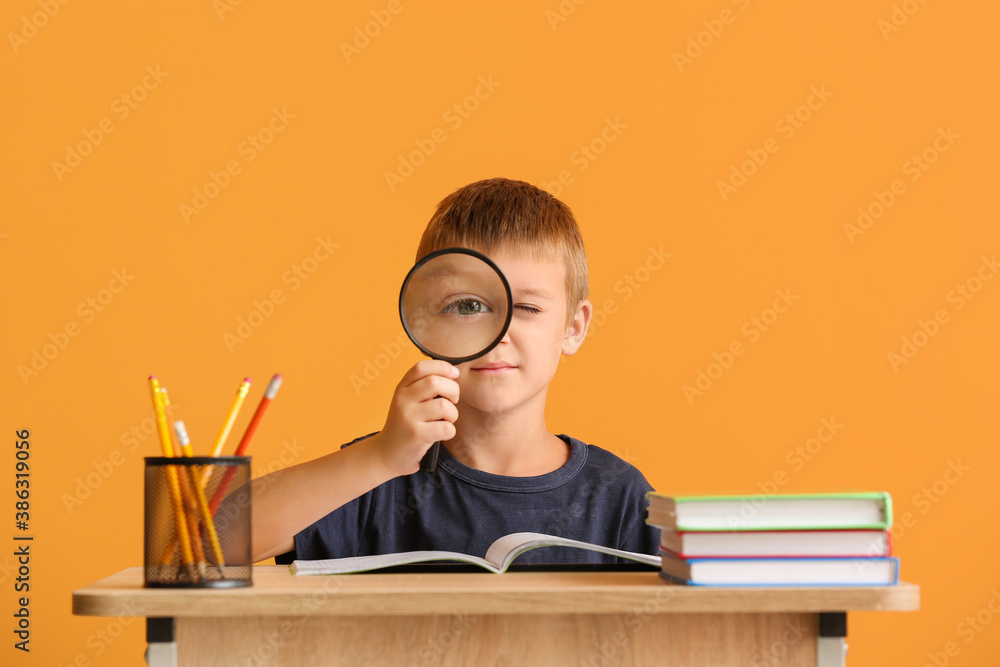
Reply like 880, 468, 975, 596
276, 432, 660, 564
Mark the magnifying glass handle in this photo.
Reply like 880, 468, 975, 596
421, 441, 441, 473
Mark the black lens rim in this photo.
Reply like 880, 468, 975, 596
398, 247, 514, 365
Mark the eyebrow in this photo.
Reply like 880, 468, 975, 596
516, 287, 555, 301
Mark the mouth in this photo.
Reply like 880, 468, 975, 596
472, 363, 517, 373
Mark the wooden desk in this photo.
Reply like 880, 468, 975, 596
73, 566, 919, 666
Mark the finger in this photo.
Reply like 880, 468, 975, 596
408, 375, 460, 405
400, 360, 460, 388
413, 396, 459, 425
421, 420, 456, 444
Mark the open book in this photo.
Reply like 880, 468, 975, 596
289, 532, 661, 575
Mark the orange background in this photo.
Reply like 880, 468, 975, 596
3, 1, 999, 665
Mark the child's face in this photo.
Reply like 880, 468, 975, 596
454, 248, 588, 416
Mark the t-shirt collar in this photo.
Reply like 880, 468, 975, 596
435, 434, 587, 492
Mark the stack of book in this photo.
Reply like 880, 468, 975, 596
645, 491, 899, 586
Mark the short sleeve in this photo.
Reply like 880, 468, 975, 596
273, 432, 381, 562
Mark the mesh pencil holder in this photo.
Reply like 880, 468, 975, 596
144, 456, 252, 588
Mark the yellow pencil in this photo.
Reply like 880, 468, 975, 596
212, 377, 252, 456
149, 377, 197, 581
161, 389, 214, 580
155, 384, 203, 579
174, 420, 227, 578
158, 387, 207, 577
199, 378, 252, 487
179, 473, 208, 579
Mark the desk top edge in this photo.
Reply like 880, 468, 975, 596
72, 567, 920, 617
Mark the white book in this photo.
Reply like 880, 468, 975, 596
660, 552, 900, 586
660, 529, 891, 558
290, 532, 661, 575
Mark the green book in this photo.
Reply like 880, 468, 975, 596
645, 491, 893, 532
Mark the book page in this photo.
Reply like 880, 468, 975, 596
291, 533, 662, 575
484, 533, 661, 572
292, 550, 496, 575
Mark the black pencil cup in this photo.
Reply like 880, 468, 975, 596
144, 456, 252, 588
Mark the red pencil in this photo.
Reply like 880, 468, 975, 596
234, 373, 283, 456
208, 373, 283, 515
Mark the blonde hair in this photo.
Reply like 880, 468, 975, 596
415, 178, 588, 325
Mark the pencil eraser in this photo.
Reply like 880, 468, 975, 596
243, 377, 252, 384
173, 420, 189, 445
265, 374, 284, 399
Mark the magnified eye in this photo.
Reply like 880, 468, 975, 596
440, 297, 493, 316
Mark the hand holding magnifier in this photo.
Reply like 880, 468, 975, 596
398, 248, 513, 472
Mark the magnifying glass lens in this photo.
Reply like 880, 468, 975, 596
398, 248, 513, 473
401, 251, 510, 362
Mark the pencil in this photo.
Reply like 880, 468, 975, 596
148, 377, 197, 582
208, 373, 283, 515
199, 378, 252, 488
212, 378, 252, 456
174, 420, 227, 578
177, 469, 209, 580
159, 387, 208, 580
235, 374, 282, 456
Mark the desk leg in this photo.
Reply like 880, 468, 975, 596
817, 612, 847, 667
146, 617, 177, 667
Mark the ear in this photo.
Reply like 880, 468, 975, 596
561, 299, 592, 356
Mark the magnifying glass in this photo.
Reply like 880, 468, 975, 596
398, 247, 513, 472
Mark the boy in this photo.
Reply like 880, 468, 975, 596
252, 177, 659, 564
